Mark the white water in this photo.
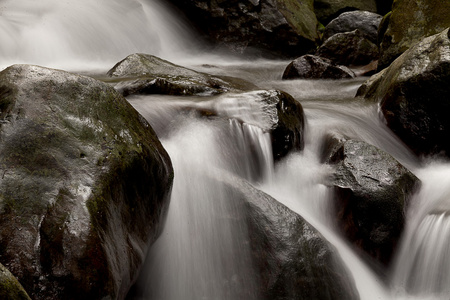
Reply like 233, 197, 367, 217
3, 2, 450, 300
0, 0, 199, 70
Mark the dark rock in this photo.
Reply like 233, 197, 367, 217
323, 11, 382, 44
0, 263, 31, 300
0, 65, 173, 299
222, 176, 360, 300
282, 54, 356, 79
358, 28, 450, 157
107, 53, 241, 96
378, 0, 450, 70
314, 0, 377, 25
212, 90, 305, 161
324, 137, 419, 265
166, 0, 319, 57
316, 29, 379, 66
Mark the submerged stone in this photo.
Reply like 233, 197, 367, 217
0, 64, 173, 299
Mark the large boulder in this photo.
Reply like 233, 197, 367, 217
357, 28, 450, 157
211, 90, 305, 161
106, 53, 244, 96
322, 11, 382, 44
0, 263, 31, 300
316, 29, 379, 66
323, 136, 419, 265
378, 0, 450, 70
166, 0, 319, 57
0, 65, 173, 299
223, 176, 360, 300
314, 0, 377, 25
282, 54, 355, 79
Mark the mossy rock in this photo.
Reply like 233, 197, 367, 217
0, 64, 173, 299
378, 0, 450, 69
358, 28, 450, 157
165, 0, 319, 57
0, 263, 31, 300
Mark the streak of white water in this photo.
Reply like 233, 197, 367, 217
0, 0, 198, 70
391, 162, 450, 300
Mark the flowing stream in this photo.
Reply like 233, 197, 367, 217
2, 1, 450, 299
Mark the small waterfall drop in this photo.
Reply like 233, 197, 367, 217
391, 162, 450, 300
0, 0, 198, 70
130, 97, 275, 299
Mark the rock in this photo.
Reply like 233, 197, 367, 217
282, 54, 356, 79
166, 0, 319, 57
107, 53, 241, 96
378, 0, 450, 70
222, 176, 360, 300
316, 29, 379, 66
0, 65, 173, 299
358, 28, 450, 157
211, 90, 305, 161
0, 263, 31, 300
314, 0, 378, 25
322, 11, 382, 44
324, 137, 419, 265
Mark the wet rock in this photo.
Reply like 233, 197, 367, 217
314, 0, 377, 25
378, 0, 450, 70
107, 53, 240, 96
324, 136, 419, 265
322, 11, 382, 44
211, 90, 305, 161
316, 29, 379, 66
282, 54, 355, 79
358, 28, 450, 157
166, 0, 319, 57
222, 176, 360, 300
0, 263, 31, 300
0, 65, 173, 299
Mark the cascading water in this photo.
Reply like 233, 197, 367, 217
3, 1, 450, 300
0, 0, 198, 70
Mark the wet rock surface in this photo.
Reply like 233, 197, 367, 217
282, 54, 355, 79
107, 53, 241, 96
323, 136, 419, 265
316, 29, 379, 66
0, 65, 173, 299
358, 28, 450, 157
223, 176, 360, 300
210, 90, 305, 161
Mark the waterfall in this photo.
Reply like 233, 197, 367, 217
0, 0, 198, 70
391, 162, 450, 300
128, 110, 273, 299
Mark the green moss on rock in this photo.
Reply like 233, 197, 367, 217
0, 263, 31, 300
378, 0, 450, 69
